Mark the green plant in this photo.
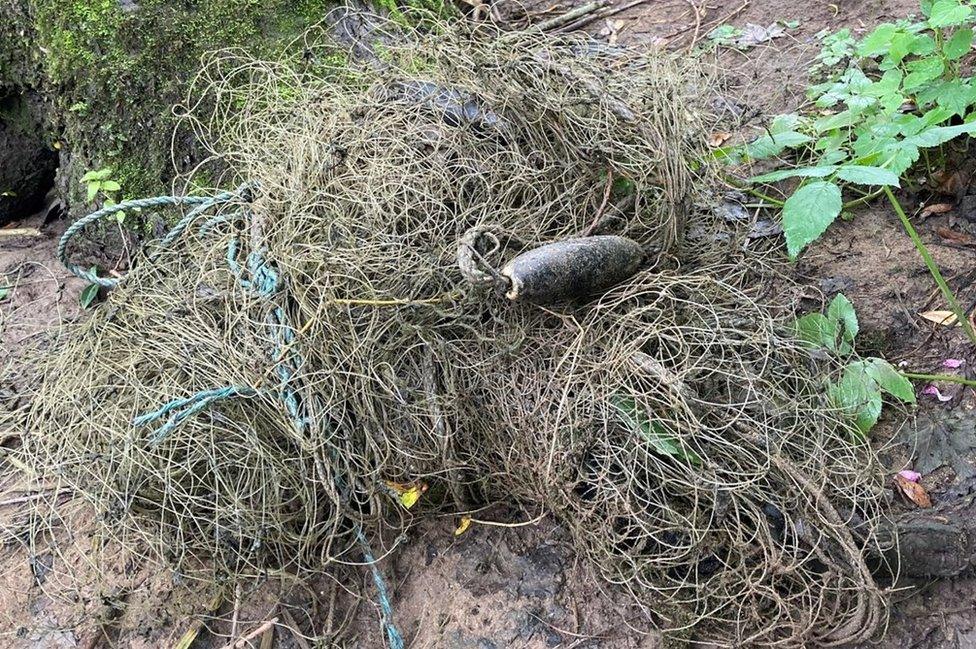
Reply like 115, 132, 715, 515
796, 294, 916, 435
734, 0, 976, 343
81, 167, 121, 203
79, 267, 100, 309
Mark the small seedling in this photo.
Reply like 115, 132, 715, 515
80, 267, 101, 309
796, 294, 916, 435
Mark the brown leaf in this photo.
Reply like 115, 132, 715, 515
920, 310, 960, 327
931, 169, 968, 196
894, 474, 932, 508
920, 203, 954, 219
707, 132, 732, 148
936, 226, 976, 245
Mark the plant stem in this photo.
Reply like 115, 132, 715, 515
842, 188, 885, 210
743, 187, 785, 207
883, 186, 976, 345
901, 372, 976, 388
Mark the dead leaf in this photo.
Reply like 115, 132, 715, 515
894, 473, 932, 508
735, 23, 786, 47
936, 226, 975, 245
707, 132, 732, 148
383, 480, 428, 509
920, 203, 954, 218
931, 169, 968, 196
454, 516, 472, 535
920, 310, 960, 327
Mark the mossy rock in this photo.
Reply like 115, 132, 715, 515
0, 0, 453, 216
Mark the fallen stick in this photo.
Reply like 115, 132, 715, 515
0, 228, 43, 238
555, 0, 655, 33
220, 618, 278, 649
534, 0, 609, 31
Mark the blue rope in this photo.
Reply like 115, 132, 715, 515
132, 385, 257, 445
358, 529, 406, 649
58, 185, 250, 287
67, 185, 404, 648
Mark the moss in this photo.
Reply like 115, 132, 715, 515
26, 0, 341, 205
2, 0, 455, 214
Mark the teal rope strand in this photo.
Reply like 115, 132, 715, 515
133, 385, 257, 445
74, 186, 403, 648
58, 185, 250, 287
358, 529, 406, 649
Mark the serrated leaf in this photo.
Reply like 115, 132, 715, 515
945, 27, 974, 59
745, 131, 812, 160
929, 0, 972, 28
100, 180, 121, 192
907, 122, 976, 147
749, 166, 838, 183
864, 358, 917, 404
80, 170, 99, 182
612, 395, 701, 465
827, 293, 859, 354
857, 24, 898, 57
782, 181, 843, 259
904, 57, 945, 90
835, 165, 900, 187
830, 365, 883, 435
795, 312, 837, 350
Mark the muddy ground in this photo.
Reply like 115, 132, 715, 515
3, 0, 976, 647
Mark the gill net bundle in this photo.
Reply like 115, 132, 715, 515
15, 11, 891, 646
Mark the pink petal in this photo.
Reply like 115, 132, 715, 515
922, 385, 953, 402
898, 469, 922, 483
943, 358, 966, 369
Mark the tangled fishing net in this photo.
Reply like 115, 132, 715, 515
15, 11, 892, 646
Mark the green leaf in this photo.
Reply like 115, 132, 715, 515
749, 166, 838, 183
80, 170, 99, 183
929, 0, 972, 28
814, 111, 857, 132
834, 165, 900, 187
906, 121, 976, 147
827, 293, 859, 354
863, 358, 917, 404
86, 183, 100, 203
857, 24, 898, 57
903, 56, 945, 90
944, 27, 974, 59
100, 180, 121, 192
830, 365, 883, 436
745, 131, 812, 160
795, 313, 837, 350
782, 181, 843, 259
611, 395, 701, 465
80, 282, 100, 309
0, 286, 10, 301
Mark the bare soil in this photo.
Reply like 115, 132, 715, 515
3, 0, 976, 647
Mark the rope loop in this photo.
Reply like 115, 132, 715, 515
59, 184, 253, 287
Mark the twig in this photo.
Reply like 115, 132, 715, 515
230, 583, 242, 642
534, 1, 608, 31
280, 607, 312, 649
219, 618, 278, 649
555, 0, 655, 33
0, 228, 43, 238
583, 171, 615, 236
